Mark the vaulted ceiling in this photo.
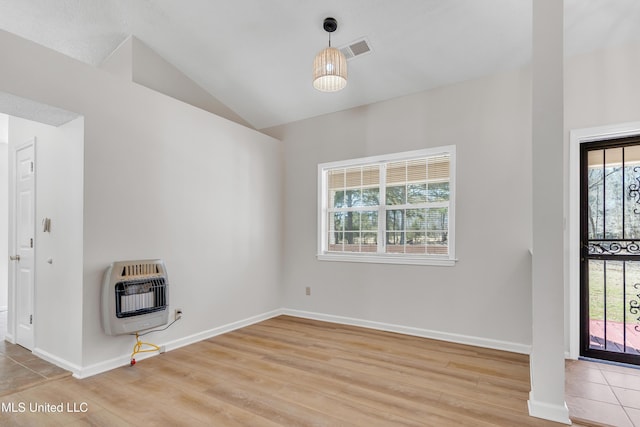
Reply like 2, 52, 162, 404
1, 0, 640, 129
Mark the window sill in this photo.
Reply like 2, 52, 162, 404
317, 253, 457, 266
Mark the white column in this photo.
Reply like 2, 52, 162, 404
529, 0, 570, 424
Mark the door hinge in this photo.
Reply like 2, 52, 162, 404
30, 238, 33, 248
29, 314, 33, 325
30, 161, 34, 173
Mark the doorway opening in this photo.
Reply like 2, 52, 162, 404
1, 113, 8, 342
0, 92, 81, 355
580, 136, 640, 365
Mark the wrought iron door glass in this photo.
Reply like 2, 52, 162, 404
583, 143, 640, 363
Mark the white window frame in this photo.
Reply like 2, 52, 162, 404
317, 146, 457, 266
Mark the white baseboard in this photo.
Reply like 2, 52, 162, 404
4, 332, 15, 344
528, 392, 571, 425
282, 309, 532, 355
33, 347, 82, 377
74, 309, 284, 379
74, 350, 143, 379
66, 307, 534, 379
162, 309, 283, 353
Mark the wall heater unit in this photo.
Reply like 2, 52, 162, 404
101, 259, 169, 336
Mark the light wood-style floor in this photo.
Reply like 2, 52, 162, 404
1, 316, 591, 426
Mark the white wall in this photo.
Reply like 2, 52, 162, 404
8, 116, 84, 366
565, 42, 640, 130
81, 85, 283, 370
0, 29, 283, 374
100, 36, 253, 129
265, 67, 533, 350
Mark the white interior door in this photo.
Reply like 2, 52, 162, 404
12, 141, 35, 350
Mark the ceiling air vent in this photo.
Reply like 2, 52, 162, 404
339, 38, 372, 60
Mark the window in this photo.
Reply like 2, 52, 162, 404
318, 146, 456, 266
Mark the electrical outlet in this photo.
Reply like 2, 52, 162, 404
159, 345, 166, 354
305, 287, 311, 296
175, 308, 182, 321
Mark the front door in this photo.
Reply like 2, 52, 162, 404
581, 136, 640, 365
12, 140, 35, 350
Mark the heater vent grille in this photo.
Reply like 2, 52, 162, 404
120, 263, 160, 277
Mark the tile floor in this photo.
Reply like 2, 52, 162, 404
0, 310, 70, 397
566, 358, 640, 426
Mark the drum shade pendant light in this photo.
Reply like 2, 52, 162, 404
313, 17, 347, 92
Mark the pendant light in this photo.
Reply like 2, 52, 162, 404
313, 17, 347, 92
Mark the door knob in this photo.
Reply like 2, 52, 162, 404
9, 255, 20, 261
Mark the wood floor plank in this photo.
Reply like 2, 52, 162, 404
175, 342, 429, 426
209, 325, 528, 414
0, 315, 577, 426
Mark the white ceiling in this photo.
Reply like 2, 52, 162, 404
1, 0, 640, 130
0, 92, 80, 126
